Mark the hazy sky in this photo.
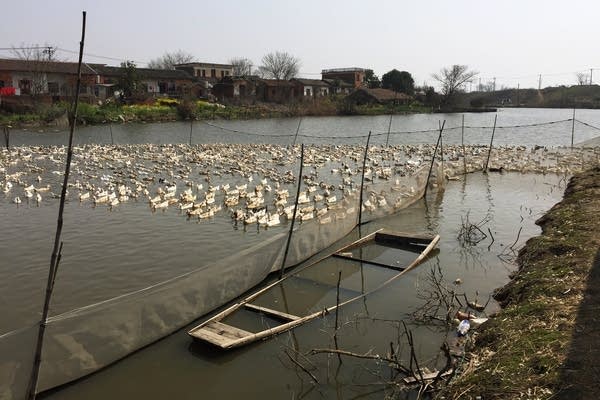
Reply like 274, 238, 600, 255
2, 0, 598, 89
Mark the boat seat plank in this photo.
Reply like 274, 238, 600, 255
332, 253, 407, 271
374, 231, 433, 245
189, 321, 252, 347
244, 303, 300, 321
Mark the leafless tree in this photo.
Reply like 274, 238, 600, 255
229, 57, 253, 76
147, 50, 195, 70
432, 65, 478, 105
575, 72, 590, 85
10, 42, 59, 97
258, 51, 300, 80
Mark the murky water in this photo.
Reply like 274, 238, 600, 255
7, 107, 600, 147
37, 172, 566, 399
1, 107, 596, 399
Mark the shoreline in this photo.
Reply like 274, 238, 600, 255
440, 166, 600, 399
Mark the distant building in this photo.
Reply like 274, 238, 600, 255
321, 68, 367, 88
175, 62, 233, 81
290, 78, 330, 98
255, 79, 296, 103
0, 58, 198, 101
346, 88, 412, 105
212, 76, 257, 101
323, 79, 354, 95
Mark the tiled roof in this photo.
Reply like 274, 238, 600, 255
291, 78, 330, 87
0, 58, 103, 75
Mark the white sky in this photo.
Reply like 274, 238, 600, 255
1, 0, 598, 89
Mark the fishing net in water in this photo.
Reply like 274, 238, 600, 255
0, 142, 439, 398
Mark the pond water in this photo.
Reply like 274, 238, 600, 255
1, 107, 597, 399
38, 172, 567, 400
7, 107, 600, 147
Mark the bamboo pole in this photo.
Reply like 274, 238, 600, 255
424, 120, 445, 196
358, 131, 372, 225
27, 11, 86, 400
484, 114, 498, 171
189, 119, 193, 146
279, 144, 304, 279
109, 123, 114, 145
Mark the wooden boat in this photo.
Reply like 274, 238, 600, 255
188, 229, 440, 350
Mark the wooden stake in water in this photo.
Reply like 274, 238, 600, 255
3, 126, 9, 149
424, 120, 445, 196
109, 123, 114, 145
279, 144, 304, 279
461, 114, 466, 174
292, 117, 302, 146
189, 119, 193, 146
484, 114, 498, 171
571, 108, 576, 149
27, 11, 87, 400
385, 112, 393, 147
358, 131, 372, 225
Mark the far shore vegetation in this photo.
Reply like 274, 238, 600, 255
0, 96, 432, 128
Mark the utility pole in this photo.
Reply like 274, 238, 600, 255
493, 77, 496, 92
538, 74, 542, 90
591, 68, 594, 85
516, 83, 520, 107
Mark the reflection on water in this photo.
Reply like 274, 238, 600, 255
40, 171, 567, 400
8, 107, 600, 147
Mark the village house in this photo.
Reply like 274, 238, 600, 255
174, 62, 233, 82
0, 58, 198, 102
0, 58, 102, 99
95, 66, 198, 98
321, 67, 367, 88
290, 78, 330, 99
323, 78, 354, 95
211, 76, 257, 102
255, 79, 296, 103
346, 88, 412, 106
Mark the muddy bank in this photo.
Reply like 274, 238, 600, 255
440, 167, 600, 399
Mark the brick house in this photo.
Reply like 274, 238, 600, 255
212, 76, 257, 101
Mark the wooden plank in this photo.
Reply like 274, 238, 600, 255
189, 321, 253, 348
244, 303, 300, 321
189, 326, 237, 348
375, 231, 433, 245
204, 321, 253, 340
331, 253, 407, 271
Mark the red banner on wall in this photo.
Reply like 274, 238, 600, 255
0, 87, 16, 96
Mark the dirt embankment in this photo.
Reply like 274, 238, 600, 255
440, 167, 600, 399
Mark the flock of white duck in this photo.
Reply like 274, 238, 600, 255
1, 143, 598, 229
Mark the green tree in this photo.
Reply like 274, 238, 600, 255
365, 69, 381, 88
381, 69, 414, 95
118, 61, 141, 99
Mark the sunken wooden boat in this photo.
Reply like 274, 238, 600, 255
188, 229, 440, 350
